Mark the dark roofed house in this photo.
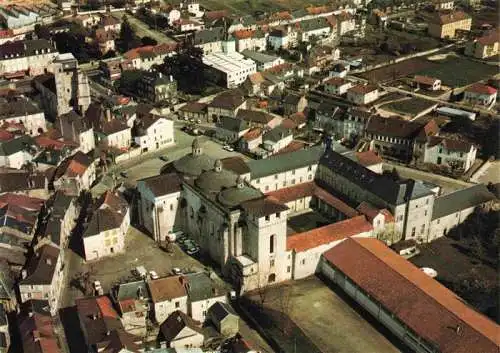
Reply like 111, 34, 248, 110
18, 244, 62, 316
208, 302, 239, 337
215, 116, 250, 143
53, 151, 96, 196
208, 92, 247, 119
179, 102, 208, 122
18, 305, 61, 353
321, 237, 499, 353
158, 310, 204, 349
283, 93, 307, 115
236, 109, 281, 128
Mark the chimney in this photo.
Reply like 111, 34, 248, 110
21, 269, 27, 279
158, 72, 162, 79
28, 311, 33, 318
46, 257, 52, 266
170, 75, 173, 82
105, 109, 112, 122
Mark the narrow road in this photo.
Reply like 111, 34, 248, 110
126, 15, 175, 44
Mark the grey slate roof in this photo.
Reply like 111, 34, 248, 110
208, 301, 237, 322
319, 149, 433, 206
217, 116, 249, 133
299, 17, 330, 32
247, 144, 324, 178
241, 50, 279, 64
263, 126, 292, 143
193, 27, 224, 45
0, 96, 42, 119
432, 184, 496, 220
0, 135, 34, 156
115, 280, 151, 301
185, 272, 225, 302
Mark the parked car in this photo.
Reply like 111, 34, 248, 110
93, 281, 103, 295
177, 235, 188, 245
120, 171, 128, 178
223, 145, 234, 152
134, 266, 148, 279
183, 240, 200, 255
172, 267, 182, 275
159, 155, 169, 162
149, 270, 159, 280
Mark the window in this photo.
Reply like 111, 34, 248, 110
411, 227, 416, 237
308, 165, 312, 171
270, 259, 275, 267
291, 179, 296, 185
424, 210, 427, 216
287, 266, 291, 273
256, 178, 260, 184
301, 259, 305, 265
170, 204, 173, 211
274, 174, 278, 180
276, 212, 280, 218
265, 215, 270, 221
420, 224, 425, 235
265, 185, 269, 191
292, 170, 295, 175
175, 301, 180, 308
426, 199, 429, 205
269, 234, 275, 253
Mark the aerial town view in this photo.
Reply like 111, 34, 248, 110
0, 0, 498, 352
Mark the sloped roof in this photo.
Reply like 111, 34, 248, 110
148, 276, 187, 303
287, 215, 372, 252
432, 184, 496, 220
159, 310, 202, 342
140, 173, 182, 197
237, 109, 276, 124
323, 238, 500, 353
240, 196, 288, 217
20, 245, 60, 285
465, 83, 497, 95
217, 116, 249, 133
427, 136, 473, 153
210, 92, 246, 110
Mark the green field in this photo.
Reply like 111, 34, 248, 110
384, 97, 437, 117
199, 0, 331, 15
415, 56, 498, 88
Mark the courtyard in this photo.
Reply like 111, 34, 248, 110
241, 276, 405, 353
287, 210, 331, 235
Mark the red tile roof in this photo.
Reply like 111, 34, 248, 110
323, 238, 500, 353
465, 83, 497, 95
325, 77, 349, 86
233, 29, 255, 40
348, 84, 378, 94
242, 127, 262, 142
356, 201, 394, 223
431, 10, 471, 25
274, 140, 306, 155
35, 136, 77, 150
287, 215, 373, 251
0, 129, 13, 142
0, 193, 44, 211
281, 118, 297, 130
148, 276, 187, 303
414, 75, 439, 86
476, 31, 499, 46
354, 150, 383, 167
306, 5, 330, 15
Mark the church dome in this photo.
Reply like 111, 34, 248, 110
217, 176, 262, 207
194, 160, 238, 193
172, 138, 214, 177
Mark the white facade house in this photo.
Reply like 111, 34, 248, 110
186, 272, 227, 322
137, 173, 183, 242
267, 28, 289, 50
0, 39, 58, 76
0, 96, 46, 136
347, 84, 379, 105
233, 30, 267, 52
0, 135, 34, 170
53, 151, 96, 196
324, 77, 353, 96
134, 116, 175, 153
82, 192, 130, 261
262, 127, 293, 154
159, 311, 204, 349
336, 13, 356, 35
18, 245, 63, 316
463, 84, 497, 108
98, 119, 132, 150
422, 136, 477, 172
148, 276, 189, 324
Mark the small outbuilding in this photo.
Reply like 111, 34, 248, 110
208, 302, 239, 337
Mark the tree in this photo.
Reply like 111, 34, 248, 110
118, 15, 139, 52
277, 284, 293, 335
34, 24, 51, 40
141, 36, 157, 46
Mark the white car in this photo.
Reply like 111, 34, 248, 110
223, 145, 234, 152
172, 267, 182, 275
93, 281, 103, 295
149, 270, 159, 280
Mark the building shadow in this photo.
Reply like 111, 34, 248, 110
59, 306, 88, 353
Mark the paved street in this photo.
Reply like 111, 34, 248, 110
126, 14, 175, 44
92, 128, 248, 196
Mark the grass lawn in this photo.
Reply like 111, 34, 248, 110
384, 97, 437, 117
415, 56, 498, 88
200, 0, 331, 14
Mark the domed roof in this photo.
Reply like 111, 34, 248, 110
195, 161, 238, 193
218, 184, 262, 207
173, 153, 215, 177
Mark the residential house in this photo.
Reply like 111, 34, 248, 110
285, 111, 307, 129
0, 135, 35, 169
97, 118, 132, 151
0, 6, 39, 30
428, 11, 471, 39
134, 115, 175, 153
158, 310, 204, 349
215, 116, 250, 142
262, 126, 293, 154
75, 14, 100, 28
18, 303, 61, 353
421, 136, 477, 172
329, 63, 349, 78
283, 93, 307, 115
35, 191, 77, 250
324, 77, 353, 95
99, 57, 122, 81
18, 244, 63, 316
233, 30, 267, 52
111, 280, 150, 336
193, 27, 224, 54
298, 17, 332, 42
320, 238, 499, 353
365, 116, 438, 162
100, 15, 121, 33
429, 184, 495, 241
148, 276, 189, 324
0, 39, 58, 77
179, 102, 208, 122
75, 296, 124, 352
347, 84, 379, 105
94, 28, 115, 54
0, 304, 8, 353
208, 302, 238, 337
57, 110, 95, 154
236, 109, 281, 129
83, 191, 130, 261
336, 12, 356, 36
242, 72, 266, 96
0, 95, 46, 136
122, 43, 177, 71
465, 31, 499, 59
434, 0, 454, 10
413, 75, 441, 91
185, 272, 227, 322
306, 46, 340, 72
137, 173, 183, 242
239, 128, 262, 152
137, 71, 178, 104
173, 19, 204, 32
208, 92, 247, 120
463, 83, 497, 108
241, 50, 285, 71
267, 27, 289, 50
53, 151, 96, 196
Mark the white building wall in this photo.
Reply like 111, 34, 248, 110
429, 206, 475, 241
83, 214, 128, 261
189, 295, 227, 322
170, 330, 204, 349
250, 164, 317, 193
154, 295, 188, 324
423, 144, 476, 171
79, 128, 96, 154
104, 128, 132, 150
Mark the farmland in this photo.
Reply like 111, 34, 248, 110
199, 0, 331, 15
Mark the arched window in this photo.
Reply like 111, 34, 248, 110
268, 273, 276, 283
269, 234, 275, 254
